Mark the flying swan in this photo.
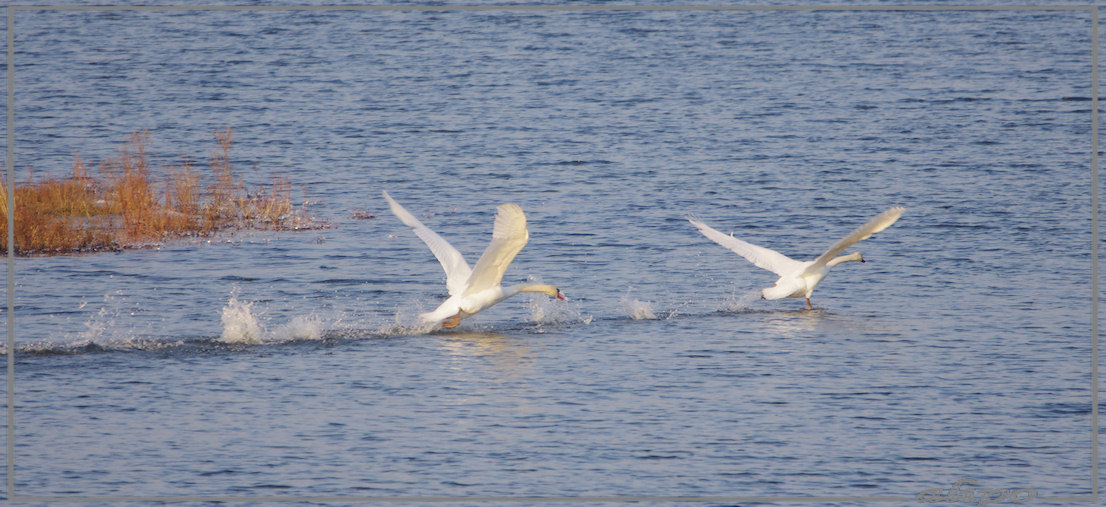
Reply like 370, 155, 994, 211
383, 191, 564, 328
689, 206, 904, 309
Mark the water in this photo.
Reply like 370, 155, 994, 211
2, 3, 1099, 501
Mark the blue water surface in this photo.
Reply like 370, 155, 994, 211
1, 2, 1099, 501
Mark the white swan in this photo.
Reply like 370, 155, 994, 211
383, 191, 564, 328
689, 206, 904, 309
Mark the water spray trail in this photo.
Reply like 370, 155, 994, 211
528, 292, 592, 326
720, 289, 762, 312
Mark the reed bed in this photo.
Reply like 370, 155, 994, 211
0, 129, 325, 256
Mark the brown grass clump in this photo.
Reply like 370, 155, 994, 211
0, 129, 326, 256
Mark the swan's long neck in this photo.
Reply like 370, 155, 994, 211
506, 283, 562, 299
826, 252, 864, 267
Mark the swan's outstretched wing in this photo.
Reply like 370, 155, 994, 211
689, 218, 804, 276
383, 191, 472, 296
806, 206, 904, 273
464, 203, 530, 296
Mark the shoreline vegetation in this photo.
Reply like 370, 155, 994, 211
0, 129, 328, 256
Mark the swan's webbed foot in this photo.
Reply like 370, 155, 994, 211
805, 298, 813, 309
442, 313, 462, 328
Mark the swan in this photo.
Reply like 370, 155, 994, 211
689, 206, 904, 309
383, 191, 564, 328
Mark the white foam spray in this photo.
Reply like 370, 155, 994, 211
80, 302, 114, 345
514, 275, 588, 327
527, 293, 592, 326
219, 295, 265, 344
619, 289, 658, 320
75, 289, 159, 349
218, 288, 334, 344
661, 299, 694, 320
273, 314, 324, 341
373, 308, 439, 336
719, 289, 763, 312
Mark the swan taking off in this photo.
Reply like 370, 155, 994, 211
689, 206, 904, 309
383, 191, 564, 328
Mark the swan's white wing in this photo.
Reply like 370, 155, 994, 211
464, 203, 529, 296
806, 206, 904, 273
383, 191, 472, 296
689, 218, 803, 276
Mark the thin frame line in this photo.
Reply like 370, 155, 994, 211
3, 3, 1100, 504
1091, 4, 1101, 501
5, 4, 15, 502
5, 4, 1100, 12
9, 495, 909, 503
6, 495, 1100, 504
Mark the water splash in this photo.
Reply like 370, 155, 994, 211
719, 289, 763, 312
527, 293, 592, 326
619, 293, 657, 320
359, 296, 445, 336
219, 295, 265, 344
72, 289, 161, 348
273, 314, 324, 341
661, 299, 694, 320
80, 302, 114, 345
510, 274, 588, 327
218, 291, 331, 344
619, 286, 693, 320
374, 305, 439, 336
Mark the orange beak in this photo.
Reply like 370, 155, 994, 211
556, 290, 566, 301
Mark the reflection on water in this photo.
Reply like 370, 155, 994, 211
745, 307, 909, 344
437, 331, 537, 379
761, 309, 826, 339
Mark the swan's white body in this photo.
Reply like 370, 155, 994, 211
689, 206, 904, 308
383, 191, 563, 328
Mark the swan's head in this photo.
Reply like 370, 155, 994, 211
541, 285, 565, 301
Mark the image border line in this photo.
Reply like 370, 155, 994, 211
4, 3, 13, 502
3, 2, 1100, 503
1091, 4, 1101, 502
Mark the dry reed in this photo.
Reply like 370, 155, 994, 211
0, 129, 325, 256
